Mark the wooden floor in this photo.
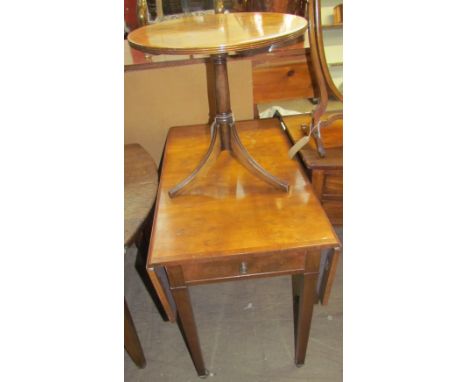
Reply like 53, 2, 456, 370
124, 227, 343, 382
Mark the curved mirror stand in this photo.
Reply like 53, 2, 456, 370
313, 0, 343, 101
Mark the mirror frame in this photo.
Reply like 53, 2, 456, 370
312, 0, 343, 102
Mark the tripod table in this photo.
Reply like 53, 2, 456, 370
128, 12, 308, 197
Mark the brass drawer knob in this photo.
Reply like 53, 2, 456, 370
239, 261, 248, 275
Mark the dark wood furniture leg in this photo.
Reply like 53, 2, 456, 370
166, 266, 208, 378
292, 251, 320, 366
168, 54, 289, 197
124, 299, 146, 368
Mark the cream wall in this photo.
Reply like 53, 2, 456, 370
124, 60, 254, 165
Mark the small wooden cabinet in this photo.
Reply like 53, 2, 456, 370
278, 113, 343, 225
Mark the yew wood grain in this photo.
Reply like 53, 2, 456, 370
127, 13, 307, 55
148, 119, 341, 376
148, 118, 340, 267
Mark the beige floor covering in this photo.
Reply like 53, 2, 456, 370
125, 227, 343, 382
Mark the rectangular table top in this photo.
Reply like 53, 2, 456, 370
149, 118, 340, 266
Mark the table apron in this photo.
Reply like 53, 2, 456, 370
175, 250, 319, 286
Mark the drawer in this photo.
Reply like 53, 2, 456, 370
182, 251, 308, 285
323, 172, 343, 199
322, 200, 343, 225
253, 62, 314, 104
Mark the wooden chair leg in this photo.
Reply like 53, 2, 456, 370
124, 299, 146, 368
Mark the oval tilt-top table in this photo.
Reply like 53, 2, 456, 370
128, 12, 308, 197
